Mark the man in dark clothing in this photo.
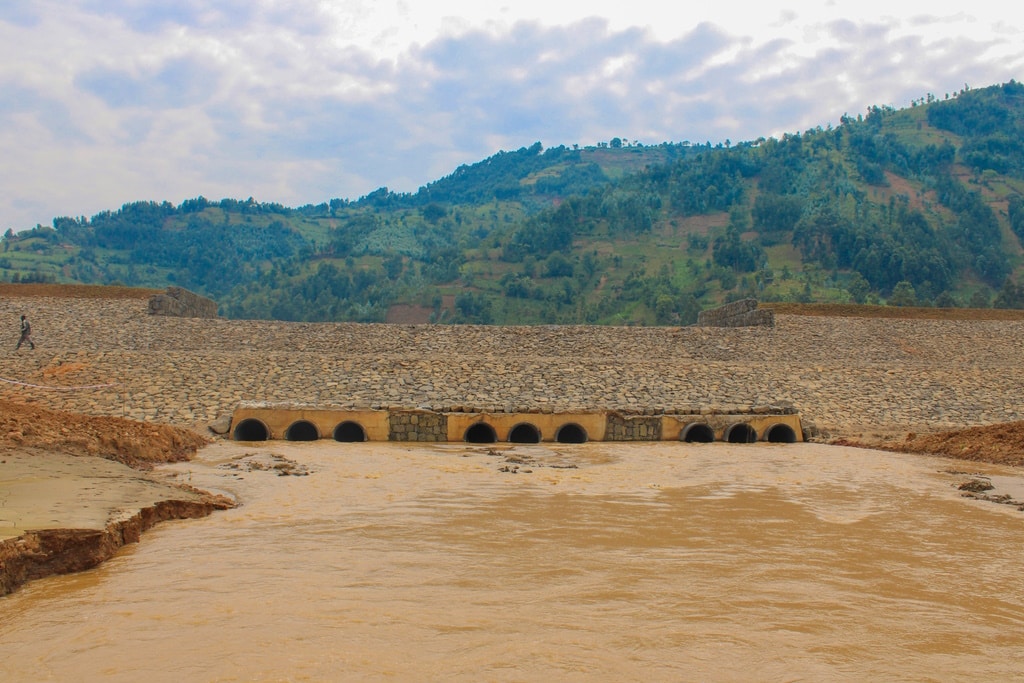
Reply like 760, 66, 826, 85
16, 314, 34, 350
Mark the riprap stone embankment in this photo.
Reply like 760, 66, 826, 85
2, 295, 1023, 440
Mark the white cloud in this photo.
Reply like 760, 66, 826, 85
0, 1, 1022, 229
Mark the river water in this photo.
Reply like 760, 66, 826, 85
2, 441, 1024, 682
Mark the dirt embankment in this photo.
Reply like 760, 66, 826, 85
0, 399, 230, 596
838, 421, 1024, 468
0, 398, 209, 469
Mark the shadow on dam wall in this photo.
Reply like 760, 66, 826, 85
230, 405, 803, 445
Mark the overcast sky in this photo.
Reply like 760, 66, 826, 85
1, 1, 1022, 231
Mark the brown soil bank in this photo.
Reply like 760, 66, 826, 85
0, 398, 210, 468
852, 421, 1024, 468
0, 400, 231, 596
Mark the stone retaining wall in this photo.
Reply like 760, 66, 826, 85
388, 410, 448, 442
148, 287, 218, 319
3, 294, 1024, 441
697, 299, 775, 327
605, 412, 664, 441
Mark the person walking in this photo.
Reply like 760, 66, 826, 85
16, 314, 34, 350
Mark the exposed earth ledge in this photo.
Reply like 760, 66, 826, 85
0, 477, 232, 596
0, 399, 234, 597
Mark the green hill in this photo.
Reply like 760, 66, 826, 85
5, 81, 1024, 325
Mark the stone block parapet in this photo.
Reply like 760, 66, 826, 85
148, 287, 218, 319
389, 409, 448, 442
605, 412, 664, 441
697, 299, 775, 328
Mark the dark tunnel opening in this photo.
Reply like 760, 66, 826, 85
233, 418, 270, 442
334, 421, 367, 442
682, 423, 715, 443
555, 423, 587, 444
285, 420, 320, 441
765, 423, 798, 443
508, 423, 541, 443
726, 423, 758, 444
465, 422, 498, 443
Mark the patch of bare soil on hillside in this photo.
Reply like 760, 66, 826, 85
0, 398, 209, 469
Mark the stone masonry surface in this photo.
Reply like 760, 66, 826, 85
147, 286, 218, 319
697, 299, 775, 328
2, 295, 1024, 440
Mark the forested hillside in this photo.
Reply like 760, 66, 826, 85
4, 81, 1024, 325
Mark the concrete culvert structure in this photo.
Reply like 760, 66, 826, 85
725, 423, 758, 444
465, 422, 497, 443
285, 420, 319, 441
555, 423, 587, 444
334, 421, 367, 442
681, 423, 715, 443
508, 423, 541, 443
764, 423, 797, 443
233, 418, 270, 442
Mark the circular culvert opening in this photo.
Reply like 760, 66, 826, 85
334, 421, 367, 442
555, 423, 587, 444
725, 423, 758, 444
465, 422, 497, 443
233, 418, 270, 441
285, 420, 319, 441
681, 423, 715, 443
765, 423, 797, 443
508, 423, 541, 443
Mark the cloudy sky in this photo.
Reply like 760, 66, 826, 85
1, 1, 1022, 231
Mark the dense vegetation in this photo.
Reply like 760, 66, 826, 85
4, 81, 1024, 324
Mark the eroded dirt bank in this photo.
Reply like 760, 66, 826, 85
0, 489, 231, 596
0, 399, 233, 596
836, 420, 1024, 468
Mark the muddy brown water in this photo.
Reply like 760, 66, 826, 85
2, 441, 1023, 681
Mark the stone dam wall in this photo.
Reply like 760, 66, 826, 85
3, 294, 1024, 442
